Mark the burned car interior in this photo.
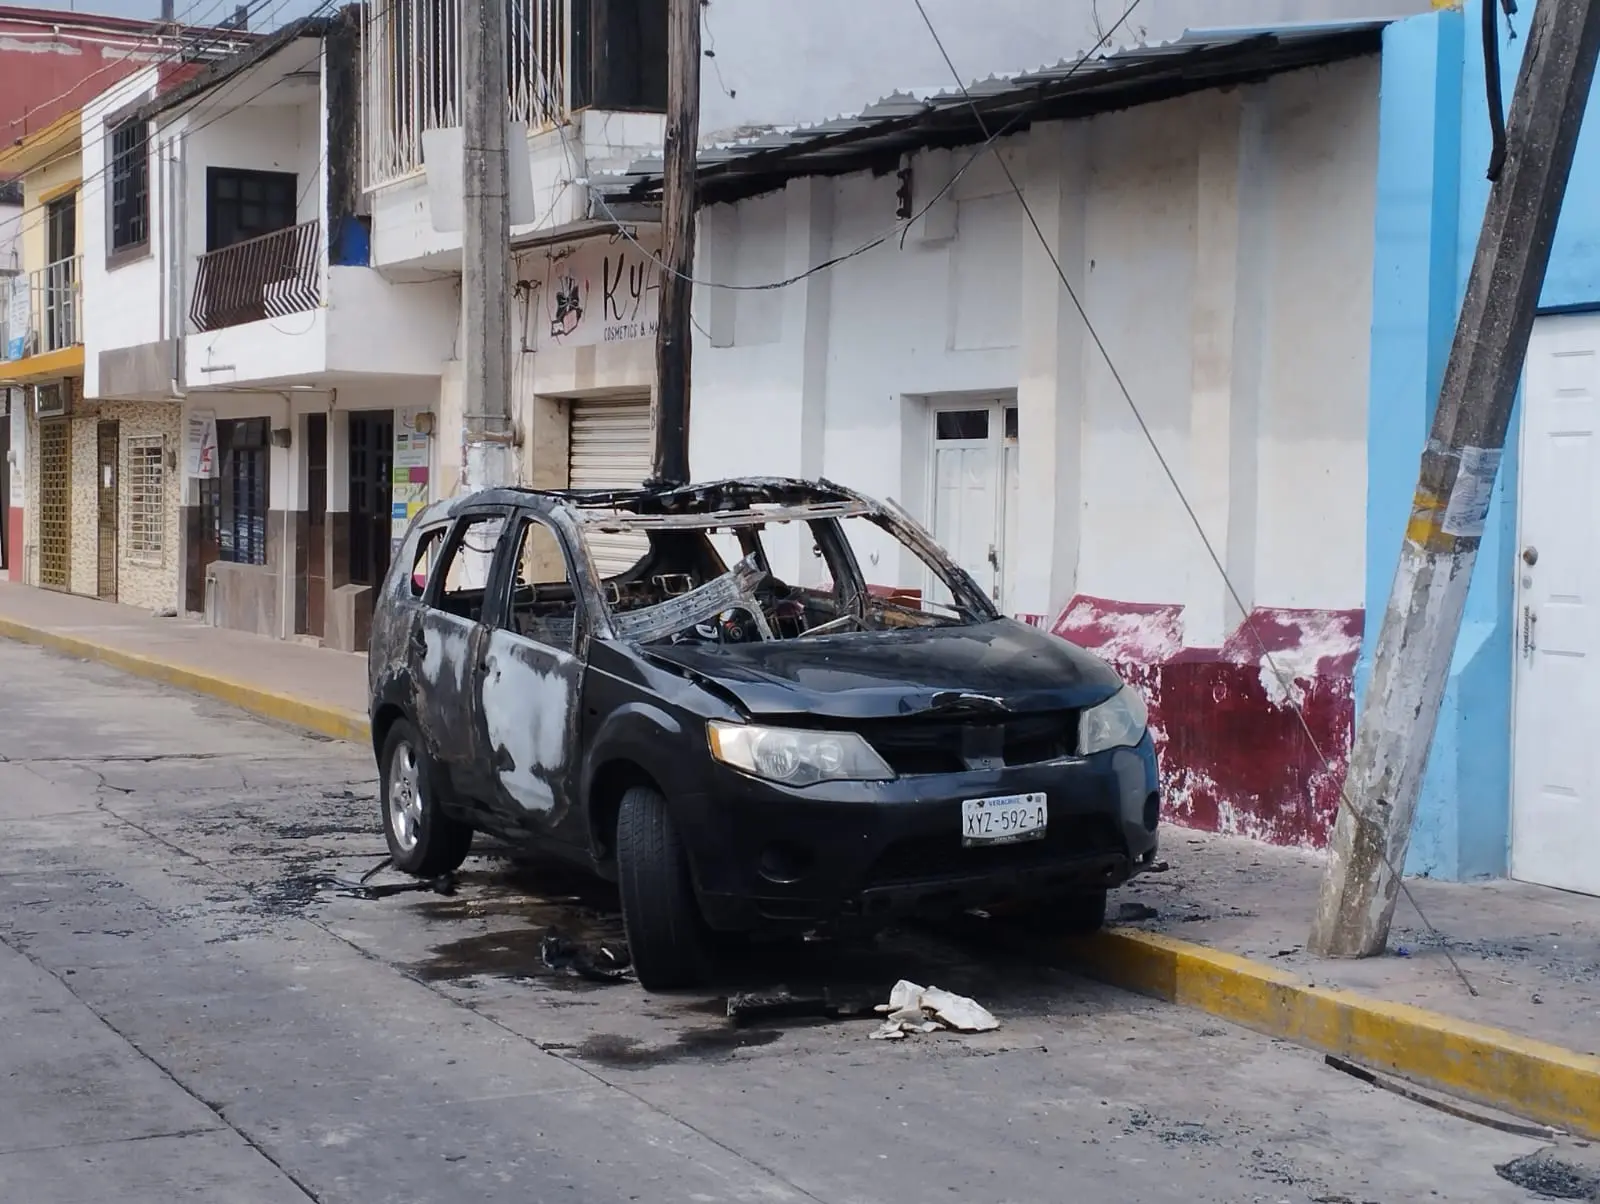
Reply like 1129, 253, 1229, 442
489, 479, 998, 649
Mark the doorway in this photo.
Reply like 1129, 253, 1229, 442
45, 192, 77, 352
304, 413, 328, 638
38, 417, 70, 590
97, 420, 119, 600
348, 410, 393, 589
1512, 312, 1600, 897
926, 398, 1018, 609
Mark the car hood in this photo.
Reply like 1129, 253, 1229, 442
639, 619, 1124, 720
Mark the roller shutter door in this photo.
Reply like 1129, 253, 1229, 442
568, 396, 652, 578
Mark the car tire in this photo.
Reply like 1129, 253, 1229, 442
379, 717, 473, 877
616, 785, 708, 991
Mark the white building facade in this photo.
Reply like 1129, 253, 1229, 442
597, 25, 1386, 850
359, 0, 1433, 521
82, 10, 456, 645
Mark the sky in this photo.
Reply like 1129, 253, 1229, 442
19, 0, 324, 28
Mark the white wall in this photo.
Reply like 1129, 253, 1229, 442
697, 0, 1431, 141
370, 109, 666, 272
82, 66, 165, 396
83, 59, 323, 395
689, 57, 1380, 643
179, 100, 321, 317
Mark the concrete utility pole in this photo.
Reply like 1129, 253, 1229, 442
460, 0, 515, 491
1311, 0, 1600, 958
650, 0, 701, 486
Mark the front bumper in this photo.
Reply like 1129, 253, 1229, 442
673, 734, 1162, 933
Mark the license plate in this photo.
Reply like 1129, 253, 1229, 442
961, 793, 1048, 846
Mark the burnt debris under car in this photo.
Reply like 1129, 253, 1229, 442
366, 477, 1162, 990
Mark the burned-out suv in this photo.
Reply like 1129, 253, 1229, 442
368, 478, 1161, 989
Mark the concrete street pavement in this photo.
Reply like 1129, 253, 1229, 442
0, 638, 1578, 1203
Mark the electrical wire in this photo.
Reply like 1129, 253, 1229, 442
2, 0, 346, 252
575, 0, 1150, 295
2, 0, 251, 138
5, 0, 355, 221
908, 0, 1477, 993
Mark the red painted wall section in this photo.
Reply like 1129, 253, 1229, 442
1, 13, 227, 145
1053, 595, 1363, 849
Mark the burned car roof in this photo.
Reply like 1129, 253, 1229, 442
410, 476, 874, 525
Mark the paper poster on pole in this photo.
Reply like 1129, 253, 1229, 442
185, 409, 218, 479
392, 410, 432, 549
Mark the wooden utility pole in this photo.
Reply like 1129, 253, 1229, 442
1310, 0, 1600, 958
460, 0, 515, 490
650, 0, 701, 486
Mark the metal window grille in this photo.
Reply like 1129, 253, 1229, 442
127, 435, 165, 561
110, 119, 150, 253
363, 0, 572, 189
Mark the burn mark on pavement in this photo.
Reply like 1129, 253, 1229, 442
574, 1028, 784, 1069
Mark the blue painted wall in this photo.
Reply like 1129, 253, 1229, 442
1362, 0, 1600, 880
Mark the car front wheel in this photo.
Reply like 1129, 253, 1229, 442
380, 717, 473, 877
615, 785, 708, 991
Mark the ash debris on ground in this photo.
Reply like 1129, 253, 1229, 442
1496, 1149, 1600, 1201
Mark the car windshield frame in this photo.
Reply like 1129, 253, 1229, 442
567, 492, 1000, 643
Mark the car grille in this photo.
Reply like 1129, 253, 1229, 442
852, 710, 1079, 775
864, 815, 1126, 888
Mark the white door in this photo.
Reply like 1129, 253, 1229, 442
1512, 313, 1600, 896
567, 395, 652, 578
928, 400, 1017, 609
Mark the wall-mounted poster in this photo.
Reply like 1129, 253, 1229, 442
392, 409, 432, 548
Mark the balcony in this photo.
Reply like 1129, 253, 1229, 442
190, 221, 323, 334
361, 0, 665, 192
1, 255, 82, 374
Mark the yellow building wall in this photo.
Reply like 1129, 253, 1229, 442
19, 149, 83, 277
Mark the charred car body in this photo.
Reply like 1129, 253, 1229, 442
368, 478, 1161, 989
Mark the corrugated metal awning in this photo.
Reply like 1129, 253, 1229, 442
592, 20, 1386, 209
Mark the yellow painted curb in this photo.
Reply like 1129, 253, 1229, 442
0, 617, 370, 745
1063, 928, 1600, 1140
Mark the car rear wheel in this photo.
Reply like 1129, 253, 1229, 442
380, 717, 473, 877
616, 785, 708, 991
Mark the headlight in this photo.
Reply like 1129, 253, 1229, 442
1079, 685, 1148, 755
707, 721, 895, 787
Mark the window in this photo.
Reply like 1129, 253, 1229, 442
935, 409, 990, 441
200, 418, 270, 566
433, 514, 506, 621
109, 118, 150, 256
504, 515, 577, 651
206, 168, 298, 251
409, 526, 447, 597
126, 435, 165, 560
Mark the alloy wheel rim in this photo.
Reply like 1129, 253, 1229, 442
388, 741, 423, 853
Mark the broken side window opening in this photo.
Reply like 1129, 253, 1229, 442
504, 515, 582, 653
435, 515, 507, 623
578, 505, 994, 647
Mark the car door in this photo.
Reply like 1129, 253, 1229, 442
473, 508, 587, 843
411, 507, 513, 802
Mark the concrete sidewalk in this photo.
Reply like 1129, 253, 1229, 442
1114, 831, 1600, 1056
1, 579, 1597, 1136
0, 581, 368, 740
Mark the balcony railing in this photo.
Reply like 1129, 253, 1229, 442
190, 221, 322, 334
1, 256, 82, 360
363, 0, 573, 188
